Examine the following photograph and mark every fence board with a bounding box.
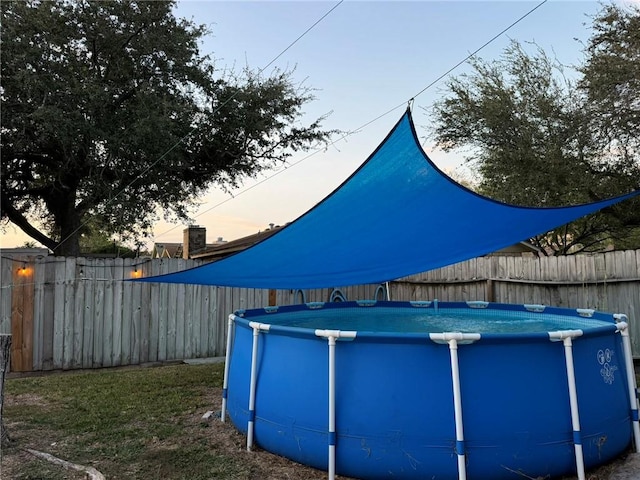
[94,259,107,367]
[61,258,76,370]
[140,280,151,365]
[32,257,46,370]
[184,284,195,361]
[11,258,35,372]
[103,260,115,367]
[130,271,142,366]
[147,260,158,362]
[175,278,186,360]
[164,259,178,361]
[40,260,55,370]
[197,285,206,358]
[166,281,178,361]
[73,260,85,369]
[52,258,66,369]
[82,259,95,369]
[209,287,219,357]
[0,258,14,335]
[111,258,124,367]
[9,266,25,372]
[120,265,133,366]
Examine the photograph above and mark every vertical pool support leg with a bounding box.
[221,314,235,423]
[315,329,357,480]
[430,332,480,480]
[549,330,585,480]
[614,316,640,452]
[328,335,337,480]
[247,321,270,451]
[449,338,466,480]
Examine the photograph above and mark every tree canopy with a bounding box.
[580,4,640,153]
[1,0,334,255]
[429,3,640,254]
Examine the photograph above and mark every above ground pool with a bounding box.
[221,300,640,480]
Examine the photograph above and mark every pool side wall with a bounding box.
[226,302,633,480]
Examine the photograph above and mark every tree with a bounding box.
[577,3,640,249]
[78,227,140,258]
[1,0,334,256]
[428,9,640,254]
[580,4,640,154]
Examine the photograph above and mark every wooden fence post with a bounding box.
[11,259,35,372]
[485,278,495,303]
[0,334,12,446]
[268,289,277,307]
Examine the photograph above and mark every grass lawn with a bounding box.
[0,363,336,480]
[0,362,635,479]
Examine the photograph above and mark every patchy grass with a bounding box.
[0,363,635,479]
[1,363,336,479]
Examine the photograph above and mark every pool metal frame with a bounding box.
[220,300,640,480]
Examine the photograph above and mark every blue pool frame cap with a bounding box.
[232,299,621,339]
[138,110,640,289]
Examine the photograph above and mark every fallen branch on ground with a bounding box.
[25,448,106,480]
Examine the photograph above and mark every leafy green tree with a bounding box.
[1,0,333,256]
[76,219,139,257]
[429,7,640,254]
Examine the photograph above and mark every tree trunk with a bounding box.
[0,191,58,252]
[0,334,12,447]
[52,193,82,257]
[55,225,82,256]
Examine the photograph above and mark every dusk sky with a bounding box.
[3,0,625,249]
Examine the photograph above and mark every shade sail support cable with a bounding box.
[152,0,550,244]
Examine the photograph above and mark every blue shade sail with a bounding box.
[140,110,639,289]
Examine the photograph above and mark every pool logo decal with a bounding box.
[597,349,617,385]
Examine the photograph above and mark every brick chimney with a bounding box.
[183,225,206,259]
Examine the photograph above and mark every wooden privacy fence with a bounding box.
[0,257,266,372]
[392,250,640,355]
[1,249,639,372]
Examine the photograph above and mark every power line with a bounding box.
[348,0,551,134]
[153,0,549,242]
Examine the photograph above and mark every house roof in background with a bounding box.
[191,226,283,262]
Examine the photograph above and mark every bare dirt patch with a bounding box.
[153,387,355,480]
[0,381,352,480]
[5,392,50,408]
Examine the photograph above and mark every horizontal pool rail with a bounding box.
[234,300,621,325]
